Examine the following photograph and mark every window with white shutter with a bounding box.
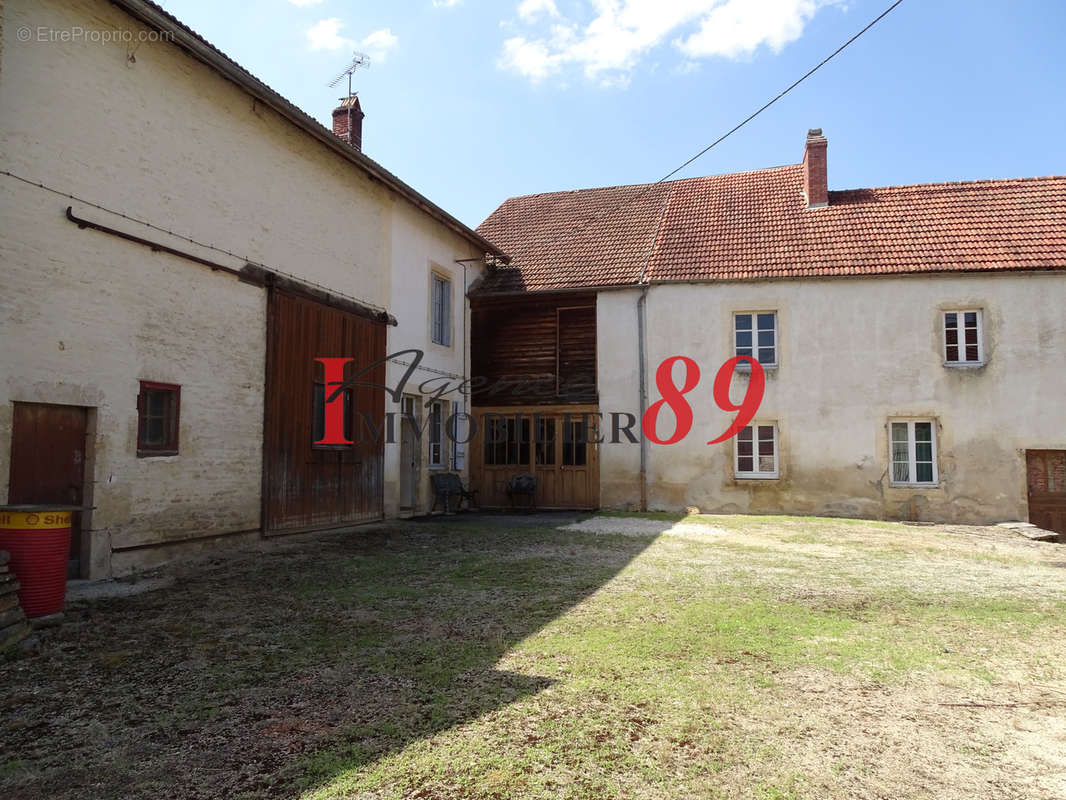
[431,274,451,347]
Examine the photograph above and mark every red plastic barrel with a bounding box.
[0,510,71,618]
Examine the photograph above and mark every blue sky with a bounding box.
[159,0,1066,228]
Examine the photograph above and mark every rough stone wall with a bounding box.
[0,174,266,577]
[0,0,403,576]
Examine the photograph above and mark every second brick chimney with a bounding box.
[332,95,365,152]
[802,128,828,209]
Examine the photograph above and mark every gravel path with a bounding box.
[559,516,730,538]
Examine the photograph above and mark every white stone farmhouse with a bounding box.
[470,130,1066,532]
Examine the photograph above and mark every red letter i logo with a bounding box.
[315,357,354,445]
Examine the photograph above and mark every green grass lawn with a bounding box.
[3,514,1066,799]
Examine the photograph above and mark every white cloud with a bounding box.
[361,28,399,62]
[306,18,354,51]
[305,21,399,61]
[288,0,324,7]
[433,0,461,7]
[501,36,563,81]
[499,0,843,84]
[678,0,831,58]
[517,0,561,22]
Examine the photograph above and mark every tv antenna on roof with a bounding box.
[328,52,371,98]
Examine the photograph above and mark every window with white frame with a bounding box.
[943,310,983,365]
[428,400,448,467]
[431,273,452,346]
[735,423,778,478]
[889,420,938,486]
[735,312,777,366]
[449,410,465,471]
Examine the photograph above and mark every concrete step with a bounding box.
[995,522,1061,542]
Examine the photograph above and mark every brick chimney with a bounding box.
[802,128,828,209]
[332,95,365,152]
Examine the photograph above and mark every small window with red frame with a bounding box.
[137,381,180,456]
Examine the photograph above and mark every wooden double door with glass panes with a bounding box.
[469,406,600,509]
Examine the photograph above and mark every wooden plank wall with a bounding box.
[471,294,597,406]
[263,290,386,533]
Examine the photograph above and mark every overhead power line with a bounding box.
[559,0,907,239]
[0,168,392,315]
[654,0,906,185]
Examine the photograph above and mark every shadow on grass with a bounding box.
[0,517,657,799]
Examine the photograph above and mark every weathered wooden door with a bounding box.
[8,403,88,575]
[1027,450,1066,538]
[399,395,421,510]
[262,291,386,533]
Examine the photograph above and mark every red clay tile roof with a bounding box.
[476,182,673,292]
[474,164,1066,294]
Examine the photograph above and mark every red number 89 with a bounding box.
[640,355,765,445]
[706,356,765,445]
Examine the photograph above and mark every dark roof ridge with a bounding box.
[501,168,1066,210]
[110,0,505,258]
[831,173,1066,196]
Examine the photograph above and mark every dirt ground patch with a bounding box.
[2,514,1064,799]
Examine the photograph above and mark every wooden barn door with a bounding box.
[1027,450,1066,538]
[262,291,386,533]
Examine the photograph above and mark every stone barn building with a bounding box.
[0,0,502,577]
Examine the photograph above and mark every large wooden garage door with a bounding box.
[1027,450,1066,538]
[263,291,386,533]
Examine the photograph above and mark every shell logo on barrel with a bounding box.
[0,511,72,530]
[0,508,74,618]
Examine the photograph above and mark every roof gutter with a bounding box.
[109,0,508,263]
[468,282,649,299]
[470,264,1066,298]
